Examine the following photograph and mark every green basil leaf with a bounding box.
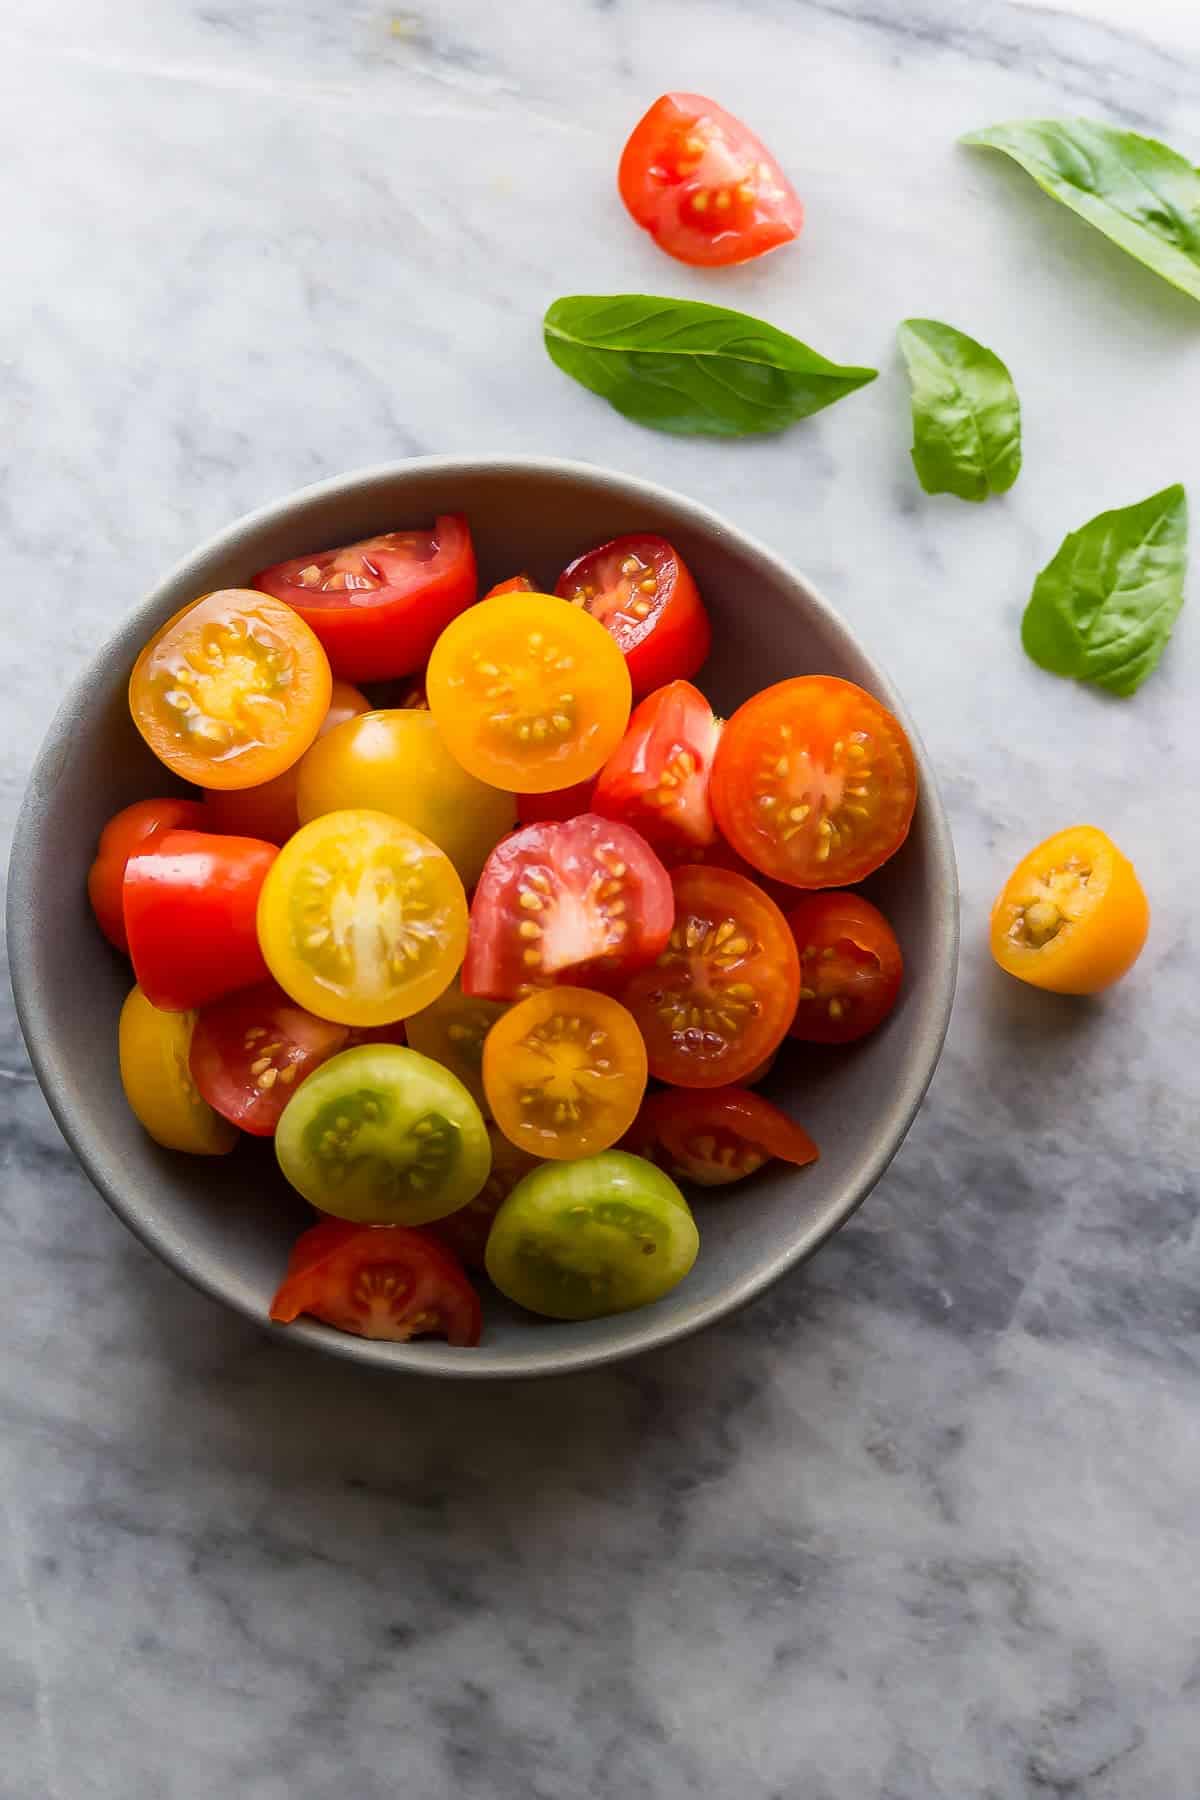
[543,295,877,437]
[1022,485,1188,696]
[963,118,1200,304]
[897,319,1021,502]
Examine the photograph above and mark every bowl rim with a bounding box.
[7,454,959,1378]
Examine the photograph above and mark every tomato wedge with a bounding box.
[555,534,710,696]
[618,93,803,268]
[990,826,1149,995]
[88,798,206,952]
[620,864,799,1087]
[592,680,721,853]
[712,677,917,889]
[483,986,647,1161]
[787,892,903,1044]
[254,516,477,684]
[463,815,673,1001]
[189,981,349,1135]
[269,1218,481,1346]
[626,1086,818,1186]
[123,830,277,1011]
[201,678,370,845]
[482,573,534,599]
[427,1122,540,1271]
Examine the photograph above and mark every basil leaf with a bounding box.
[1022,485,1188,696]
[963,119,1200,304]
[543,295,877,437]
[897,319,1021,502]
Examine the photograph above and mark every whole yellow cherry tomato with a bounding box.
[990,826,1149,994]
[118,985,238,1154]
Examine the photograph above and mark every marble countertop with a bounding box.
[2,2,1198,1795]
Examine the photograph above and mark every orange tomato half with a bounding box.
[990,826,1149,995]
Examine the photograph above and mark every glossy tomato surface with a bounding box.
[189,981,350,1135]
[254,516,477,683]
[712,676,917,889]
[88,797,206,952]
[787,891,904,1044]
[618,93,802,267]
[483,985,648,1161]
[118,985,238,1156]
[201,679,370,844]
[270,1218,481,1345]
[556,534,710,695]
[592,680,721,853]
[463,815,673,1000]
[626,1085,818,1186]
[990,826,1149,995]
[123,829,277,1011]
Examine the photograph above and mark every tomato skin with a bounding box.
[118,985,239,1155]
[711,676,918,889]
[189,982,350,1135]
[786,891,903,1044]
[201,679,370,845]
[482,574,534,599]
[483,986,648,1161]
[618,93,803,268]
[620,863,800,1087]
[123,829,277,1012]
[269,1219,481,1346]
[427,1122,540,1270]
[626,1086,818,1186]
[990,826,1149,995]
[88,798,207,952]
[463,815,674,1001]
[254,516,477,684]
[592,680,721,853]
[516,781,596,826]
[555,535,710,696]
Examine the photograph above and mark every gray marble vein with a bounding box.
[2,0,1199,1794]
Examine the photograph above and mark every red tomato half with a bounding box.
[482,574,534,599]
[123,830,277,1011]
[516,780,596,826]
[618,93,803,268]
[787,892,903,1044]
[87,797,206,953]
[270,1219,481,1346]
[556,534,710,696]
[462,815,673,1000]
[254,516,476,684]
[189,982,349,1135]
[626,1086,818,1186]
[593,680,721,854]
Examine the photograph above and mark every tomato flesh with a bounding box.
[627,1086,818,1186]
[483,986,647,1161]
[123,829,277,1011]
[88,798,206,952]
[990,826,1149,995]
[620,864,800,1087]
[556,534,710,696]
[482,574,534,599]
[254,516,477,684]
[787,892,904,1044]
[485,1151,699,1320]
[592,680,721,853]
[427,1122,540,1270]
[270,1218,481,1346]
[189,981,350,1135]
[618,93,803,268]
[712,676,917,888]
[118,985,238,1155]
[463,815,673,1001]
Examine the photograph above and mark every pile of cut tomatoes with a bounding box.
[90,517,916,1346]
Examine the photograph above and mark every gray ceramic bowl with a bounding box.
[8,456,957,1377]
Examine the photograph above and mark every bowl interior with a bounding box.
[9,458,957,1376]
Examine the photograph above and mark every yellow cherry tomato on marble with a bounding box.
[990,825,1149,995]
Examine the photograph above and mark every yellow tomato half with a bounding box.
[118,985,238,1154]
[990,825,1149,994]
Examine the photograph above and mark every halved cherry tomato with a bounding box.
[404,973,508,1111]
[254,516,477,684]
[555,534,710,696]
[256,810,467,1027]
[592,680,721,853]
[426,592,631,793]
[516,780,596,826]
[463,815,673,1001]
[201,679,370,845]
[482,573,534,599]
[296,709,515,889]
[88,797,206,952]
[618,93,803,268]
[990,826,1149,995]
[787,891,903,1044]
[118,985,238,1155]
[269,1218,481,1346]
[483,986,648,1160]
[189,981,349,1135]
[626,1086,818,1186]
[427,1122,540,1270]
[620,864,800,1087]
[123,830,277,1011]
[129,590,331,790]
[712,677,917,889]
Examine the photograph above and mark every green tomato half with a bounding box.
[275,1045,491,1225]
[484,1150,699,1321]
